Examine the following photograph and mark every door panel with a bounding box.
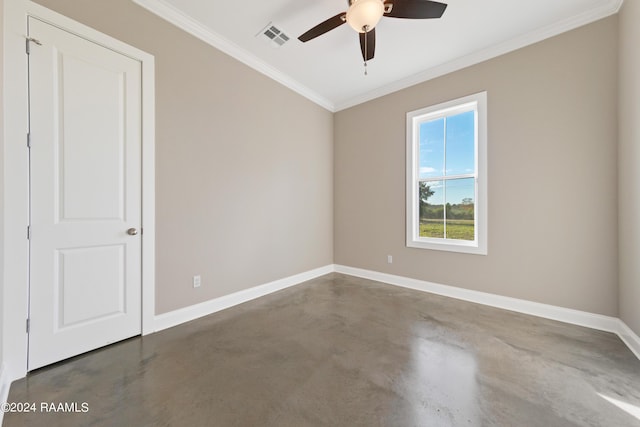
[59,54,126,221]
[57,245,126,328]
[28,17,142,370]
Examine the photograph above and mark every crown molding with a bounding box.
[334,0,623,111]
[132,0,621,113]
[131,0,336,112]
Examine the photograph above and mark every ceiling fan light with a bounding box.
[346,0,385,33]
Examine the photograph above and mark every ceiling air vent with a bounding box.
[257,23,290,48]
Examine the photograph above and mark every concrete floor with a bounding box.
[4,273,640,426]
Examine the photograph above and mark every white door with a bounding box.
[28,17,143,370]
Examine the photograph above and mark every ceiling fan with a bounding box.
[298,0,447,71]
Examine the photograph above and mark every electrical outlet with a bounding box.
[387,255,393,264]
[193,275,201,288]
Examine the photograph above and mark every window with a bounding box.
[406,92,487,254]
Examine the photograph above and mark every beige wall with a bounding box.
[335,17,619,316]
[33,0,334,314]
[11,1,629,323]
[618,1,640,335]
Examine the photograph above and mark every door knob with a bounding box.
[127,228,138,236]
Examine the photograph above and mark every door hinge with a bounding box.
[26,37,42,55]
[26,318,30,333]
[27,225,31,240]
[27,132,31,148]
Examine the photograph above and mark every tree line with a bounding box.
[419,182,474,220]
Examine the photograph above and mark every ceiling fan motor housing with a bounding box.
[346,0,385,33]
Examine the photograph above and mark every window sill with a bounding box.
[407,239,487,255]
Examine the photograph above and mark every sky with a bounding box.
[419,110,475,205]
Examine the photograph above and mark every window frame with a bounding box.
[406,91,488,255]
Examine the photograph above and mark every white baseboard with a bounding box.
[617,320,640,361]
[0,362,11,426]
[1,264,637,401]
[334,265,640,361]
[154,263,640,362]
[154,265,335,332]
[334,265,621,333]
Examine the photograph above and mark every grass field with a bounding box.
[419,219,474,241]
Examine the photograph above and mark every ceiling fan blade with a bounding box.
[298,13,347,42]
[384,0,447,19]
[359,28,376,61]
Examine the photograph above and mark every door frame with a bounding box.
[3,0,156,381]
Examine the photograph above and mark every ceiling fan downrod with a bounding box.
[363,24,369,75]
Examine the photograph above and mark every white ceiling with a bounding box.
[133,0,621,111]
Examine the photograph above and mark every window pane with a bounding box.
[445,178,475,241]
[419,180,444,238]
[445,111,475,176]
[419,118,444,179]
